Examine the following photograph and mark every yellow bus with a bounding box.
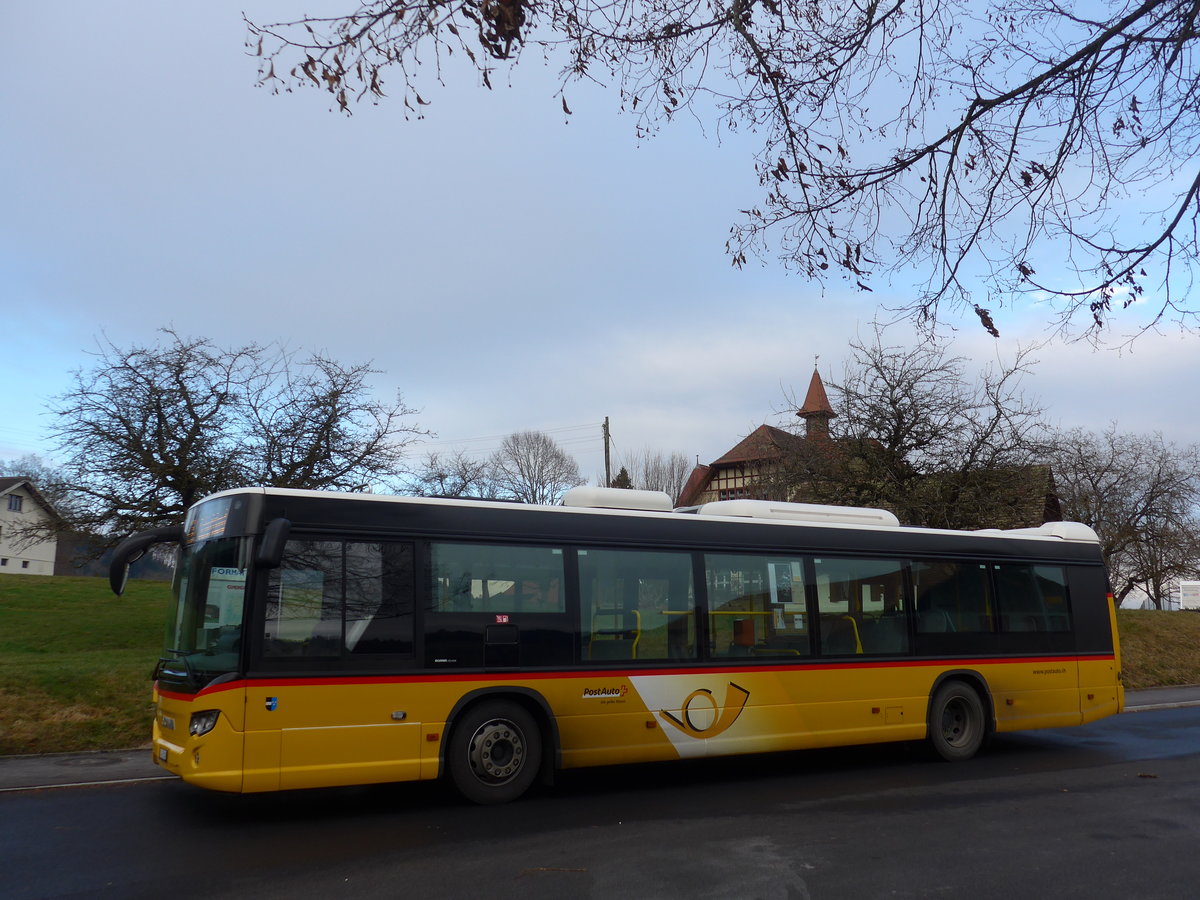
[110,486,1122,803]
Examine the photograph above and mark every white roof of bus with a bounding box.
[200,487,1101,545]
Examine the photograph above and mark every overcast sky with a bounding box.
[3,2,1199,487]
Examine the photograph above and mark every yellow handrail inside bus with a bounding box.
[589,609,641,660]
[842,615,863,653]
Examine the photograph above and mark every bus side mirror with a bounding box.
[256,518,291,569]
[109,526,184,596]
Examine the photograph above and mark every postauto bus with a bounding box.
[110,486,1122,803]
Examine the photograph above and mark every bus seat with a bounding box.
[588,609,641,660]
[751,645,802,657]
[589,639,635,660]
[918,609,955,632]
[864,615,907,653]
[821,615,863,655]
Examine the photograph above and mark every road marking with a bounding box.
[0,775,177,793]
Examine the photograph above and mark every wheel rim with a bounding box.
[465,717,526,785]
[940,697,977,748]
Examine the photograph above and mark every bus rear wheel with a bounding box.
[447,700,542,804]
[927,681,986,761]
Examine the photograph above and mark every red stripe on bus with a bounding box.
[155,653,1115,700]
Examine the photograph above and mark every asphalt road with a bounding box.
[4,699,1200,899]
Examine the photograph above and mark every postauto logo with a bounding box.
[581,685,629,699]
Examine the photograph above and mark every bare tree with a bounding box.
[48,329,426,539]
[616,448,693,502]
[410,449,501,498]
[491,430,584,504]
[241,351,421,492]
[1042,426,1200,606]
[246,1,1200,339]
[777,333,1051,528]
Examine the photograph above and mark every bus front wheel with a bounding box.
[447,700,542,804]
[927,681,986,761]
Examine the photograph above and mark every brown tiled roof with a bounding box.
[913,464,1061,529]
[675,464,711,507]
[711,425,808,466]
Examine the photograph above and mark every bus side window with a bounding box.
[994,564,1070,633]
[704,554,810,659]
[913,560,994,634]
[263,540,415,659]
[813,557,908,655]
[264,540,343,657]
[345,542,415,655]
[579,548,696,661]
[429,543,566,615]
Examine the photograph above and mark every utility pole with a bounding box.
[603,417,611,486]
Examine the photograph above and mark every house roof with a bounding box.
[710,425,808,466]
[915,464,1061,529]
[0,477,26,494]
[675,464,711,507]
[0,478,62,521]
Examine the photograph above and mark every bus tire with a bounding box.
[447,699,542,804]
[927,680,986,761]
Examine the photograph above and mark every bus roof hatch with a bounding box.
[695,499,901,527]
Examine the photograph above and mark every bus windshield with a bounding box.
[160,536,251,691]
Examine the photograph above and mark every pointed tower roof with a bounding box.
[796,369,836,419]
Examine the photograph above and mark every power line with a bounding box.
[419,422,597,444]
[415,422,603,454]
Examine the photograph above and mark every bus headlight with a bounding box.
[189,710,220,737]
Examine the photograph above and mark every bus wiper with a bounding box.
[161,649,199,687]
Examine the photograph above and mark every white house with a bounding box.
[1180,581,1200,611]
[0,478,60,576]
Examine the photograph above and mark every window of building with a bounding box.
[7,495,22,512]
[0,558,7,567]
[579,548,696,661]
[21,560,29,569]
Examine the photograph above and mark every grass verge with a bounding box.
[1115,609,1200,691]
[0,573,168,754]
[2,575,1198,754]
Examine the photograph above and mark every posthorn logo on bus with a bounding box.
[658,682,751,739]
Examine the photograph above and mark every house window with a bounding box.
[0,558,7,567]
[7,495,22,512]
[21,560,29,569]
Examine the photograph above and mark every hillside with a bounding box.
[1114,609,1200,691]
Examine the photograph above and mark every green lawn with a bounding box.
[0,573,169,754]
[1,573,1197,755]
